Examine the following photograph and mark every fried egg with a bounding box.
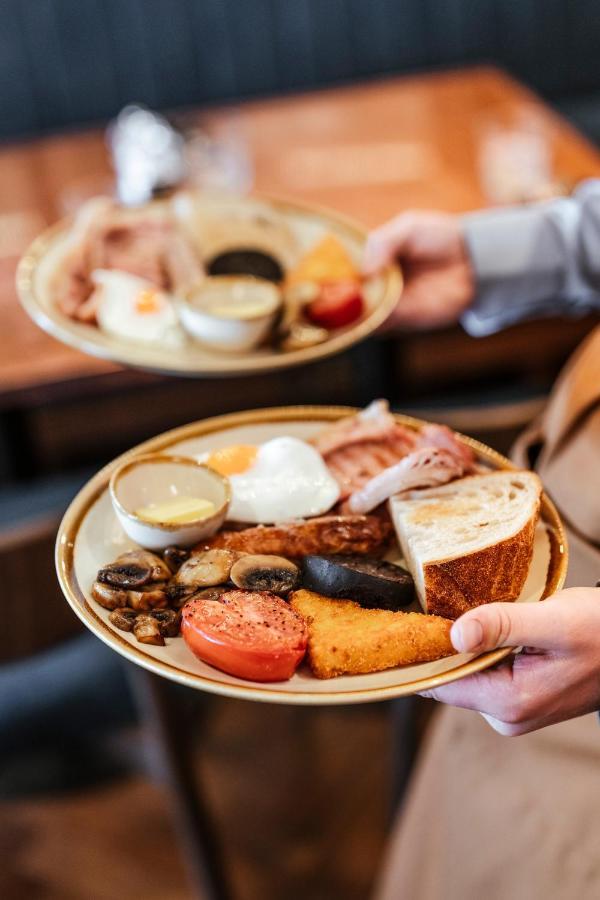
[203,436,340,523]
[92,270,182,346]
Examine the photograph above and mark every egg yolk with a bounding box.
[206,445,258,476]
[135,289,162,315]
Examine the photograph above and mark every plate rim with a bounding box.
[16,193,402,378]
[55,405,569,705]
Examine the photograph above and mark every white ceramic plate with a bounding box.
[17,194,401,377]
[56,407,568,705]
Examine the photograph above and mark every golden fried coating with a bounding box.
[289,589,453,679]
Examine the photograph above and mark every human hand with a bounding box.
[419,587,600,736]
[363,211,475,330]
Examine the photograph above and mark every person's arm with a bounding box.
[418,587,600,736]
[462,179,600,335]
[363,180,600,333]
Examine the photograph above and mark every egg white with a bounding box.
[225,436,340,523]
[92,269,183,346]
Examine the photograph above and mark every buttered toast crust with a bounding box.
[423,509,540,618]
[290,590,453,679]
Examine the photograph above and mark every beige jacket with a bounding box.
[512,326,600,586]
[375,330,600,900]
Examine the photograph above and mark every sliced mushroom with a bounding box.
[175,550,238,589]
[163,546,190,574]
[123,550,171,581]
[97,550,170,589]
[280,281,319,331]
[187,586,228,604]
[97,561,150,590]
[108,608,139,632]
[230,554,299,593]
[150,608,181,638]
[166,582,196,609]
[127,586,169,611]
[133,614,165,646]
[92,581,128,610]
[280,322,328,353]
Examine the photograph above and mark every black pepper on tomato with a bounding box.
[182,590,308,682]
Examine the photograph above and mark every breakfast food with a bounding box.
[311,399,403,456]
[306,280,364,329]
[279,321,329,353]
[203,514,393,558]
[46,195,371,355]
[313,400,475,501]
[179,276,282,352]
[202,436,340,523]
[343,446,468,514]
[182,590,308,682]
[285,234,364,331]
[93,550,173,631]
[207,251,284,282]
[132,610,181,646]
[109,454,231,550]
[135,496,216,524]
[89,401,547,687]
[290,590,453,678]
[300,556,414,611]
[229,554,299,593]
[389,470,542,619]
[173,193,298,279]
[96,549,171,590]
[287,234,359,286]
[48,198,202,323]
[91,270,182,346]
[174,549,239,592]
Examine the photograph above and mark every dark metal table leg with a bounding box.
[128,667,232,900]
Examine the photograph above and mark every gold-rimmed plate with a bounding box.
[56,406,568,705]
[16,194,401,377]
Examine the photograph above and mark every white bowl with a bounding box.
[109,453,230,550]
[178,276,282,352]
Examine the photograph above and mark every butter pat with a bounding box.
[136,496,216,525]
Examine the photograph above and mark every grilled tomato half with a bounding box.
[182,589,308,682]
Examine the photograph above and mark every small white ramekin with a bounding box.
[178,276,282,353]
[109,453,231,550]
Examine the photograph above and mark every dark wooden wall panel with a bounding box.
[2,0,600,140]
[271,0,316,91]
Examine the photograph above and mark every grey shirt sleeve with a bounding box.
[460,179,600,336]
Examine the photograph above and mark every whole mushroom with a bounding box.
[175,550,238,589]
[230,554,299,593]
[133,614,165,646]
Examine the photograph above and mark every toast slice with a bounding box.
[290,589,453,679]
[389,470,542,619]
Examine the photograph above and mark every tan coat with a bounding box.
[375,328,600,900]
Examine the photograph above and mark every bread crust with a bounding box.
[423,503,540,619]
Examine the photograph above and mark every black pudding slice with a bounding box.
[301,555,415,611]
[207,249,284,283]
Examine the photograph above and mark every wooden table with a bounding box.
[2,65,599,409]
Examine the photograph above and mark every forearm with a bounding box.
[461,180,600,336]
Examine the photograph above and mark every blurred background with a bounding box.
[1,2,599,898]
